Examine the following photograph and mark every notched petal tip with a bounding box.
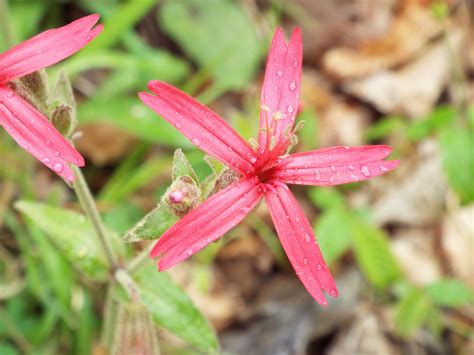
[147,80,164,93]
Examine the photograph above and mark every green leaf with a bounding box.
[425,279,474,307]
[394,287,432,337]
[173,149,199,184]
[133,261,218,351]
[15,201,111,280]
[77,0,156,54]
[313,208,353,266]
[53,50,189,88]
[440,126,474,203]
[352,219,401,288]
[365,116,406,141]
[78,97,190,147]
[160,0,261,92]
[122,203,178,242]
[407,105,456,141]
[308,187,345,210]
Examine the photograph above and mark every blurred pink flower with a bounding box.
[139,28,399,306]
[0,15,103,181]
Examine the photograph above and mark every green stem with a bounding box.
[0,0,15,47]
[126,242,154,274]
[72,166,119,270]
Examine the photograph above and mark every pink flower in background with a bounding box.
[0,15,103,181]
[139,28,399,306]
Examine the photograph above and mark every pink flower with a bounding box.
[0,15,103,181]
[139,28,399,306]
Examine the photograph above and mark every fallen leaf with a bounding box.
[374,140,448,226]
[441,205,474,288]
[343,30,464,119]
[323,0,441,79]
[391,228,442,286]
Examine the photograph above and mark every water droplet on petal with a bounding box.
[53,163,63,173]
[192,138,201,146]
[287,105,294,113]
[54,151,60,157]
[276,70,283,77]
[6,90,14,98]
[314,170,320,181]
[186,249,193,256]
[360,165,371,177]
[330,289,338,297]
[250,157,257,164]
[380,165,388,172]
[46,139,52,146]
[289,81,297,91]
[175,122,182,129]
[348,165,355,171]
[303,258,308,265]
[304,233,311,243]
[317,264,322,271]
[292,60,298,68]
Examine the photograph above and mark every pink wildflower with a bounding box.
[139,28,399,306]
[0,15,103,181]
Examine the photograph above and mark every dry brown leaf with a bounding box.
[391,228,442,286]
[76,122,137,166]
[292,0,396,62]
[441,205,474,288]
[322,0,442,79]
[343,30,464,119]
[318,99,370,147]
[326,312,398,355]
[373,141,448,226]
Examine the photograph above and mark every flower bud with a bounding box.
[165,176,201,218]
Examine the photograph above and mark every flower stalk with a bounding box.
[72,165,119,270]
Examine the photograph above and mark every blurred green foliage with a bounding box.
[0,0,473,353]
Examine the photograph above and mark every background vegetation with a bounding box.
[0,0,472,354]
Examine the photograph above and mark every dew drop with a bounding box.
[292,60,298,68]
[314,170,321,181]
[380,165,388,172]
[330,165,336,172]
[360,165,371,177]
[304,233,311,243]
[54,151,60,157]
[43,158,50,164]
[86,36,92,41]
[186,249,193,256]
[287,105,294,113]
[289,81,297,91]
[46,139,52,146]
[6,90,14,98]
[192,138,201,146]
[276,70,283,77]
[52,163,63,173]
[250,157,257,164]
[175,122,182,129]
[330,289,338,297]
[348,165,355,171]
[303,258,308,265]
[316,264,322,271]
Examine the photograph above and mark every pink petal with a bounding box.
[0,85,84,181]
[258,28,302,154]
[273,145,399,186]
[0,14,102,83]
[139,81,258,175]
[264,183,337,306]
[151,176,263,270]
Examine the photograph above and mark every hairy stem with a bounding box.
[72,166,119,270]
